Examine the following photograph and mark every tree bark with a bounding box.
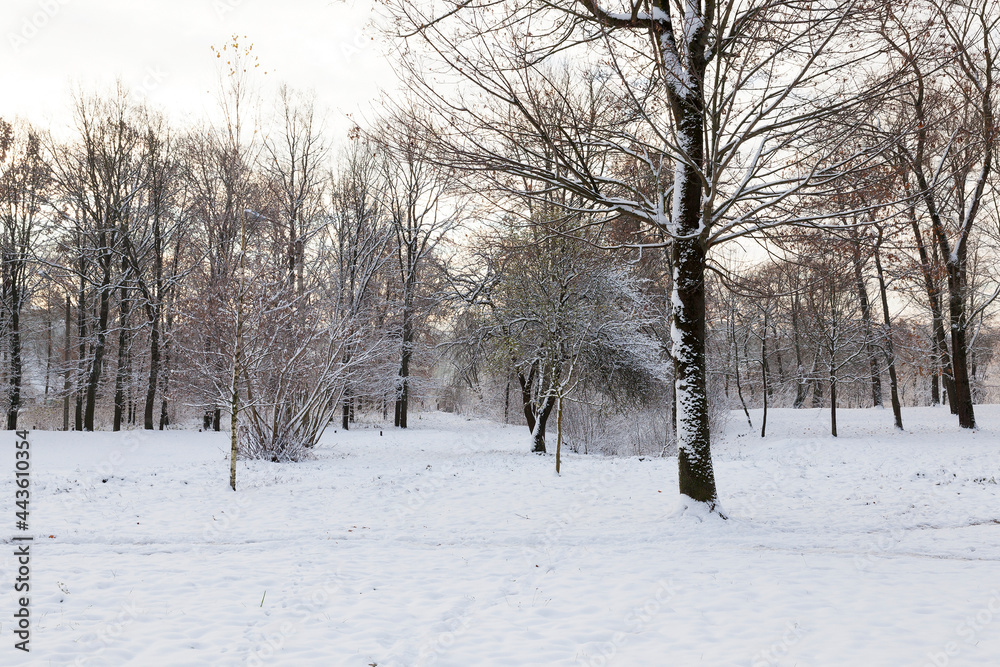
[113,274,130,431]
[791,293,807,408]
[5,298,22,430]
[909,208,956,411]
[850,230,882,407]
[84,241,113,431]
[394,302,413,428]
[874,235,903,429]
[672,233,717,504]
[760,324,768,438]
[64,296,71,431]
[531,393,555,454]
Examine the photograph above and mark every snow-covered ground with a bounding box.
[3,406,999,666]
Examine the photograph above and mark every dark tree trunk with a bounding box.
[113,278,130,431]
[518,365,537,434]
[504,376,510,424]
[760,325,768,438]
[732,319,752,429]
[874,237,903,429]
[672,232,716,504]
[64,296,71,431]
[45,303,53,398]
[947,286,976,428]
[791,294,807,408]
[342,392,351,431]
[84,247,113,432]
[850,231,882,407]
[911,215,956,411]
[532,394,555,454]
[830,371,838,437]
[75,236,87,431]
[517,364,551,453]
[394,305,413,429]
[144,313,160,430]
[6,305,22,430]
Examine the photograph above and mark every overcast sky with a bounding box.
[2,0,394,135]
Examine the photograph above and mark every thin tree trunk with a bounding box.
[518,365,536,434]
[731,318,753,429]
[44,300,53,399]
[85,248,113,432]
[6,301,22,430]
[113,277,130,431]
[791,293,807,408]
[874,236,903,430]
[555,394,563,474]
[915,220,957,411]
[64,295,71,431]
[947,286,976,428]
[144,312,160,430]
[760,324,768,438]
[830,370,838,437]
[75,266,86,432]
[850,231,882,407]
[395,302,412,429]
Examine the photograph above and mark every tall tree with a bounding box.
[376,118,462,428]
[0,119,48,430]
[881,0,998,428]
[388,0,891,511]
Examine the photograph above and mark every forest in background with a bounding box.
[1,2,998,494]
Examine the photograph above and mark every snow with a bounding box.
[3,406,1000,665]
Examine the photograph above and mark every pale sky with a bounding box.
[2,0,395,136]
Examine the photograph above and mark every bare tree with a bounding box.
[327,138,394,430]
[386,0,892,511]
[0,119,48,429]
[881,0,999,428]
[375,117,463,428]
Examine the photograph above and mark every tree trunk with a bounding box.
[760,325,768,438]
[532,393,555,454]
[44,301,53,399]
[947,282,976,428]
[672,233,717,504]
[342,392,351,431]
[6,302,22,430]
[395,304,412,429]
[851,231,882,407]
[555,394,563,474]
[75,269,86,431]
[874,238,903,430]
[144,311,160,430]
[811,350,824,408]
[64,295,71,431]
[791,294,807,408]
[912,215,956,411]
[731,317,752,429]
[518,365,536,434]
[829,370,838,437]
[85,250,112,431]
[113,278,130,431]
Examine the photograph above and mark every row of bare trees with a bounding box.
[0,42,465,475]
[381,0,999,511]
[1,2,998,507]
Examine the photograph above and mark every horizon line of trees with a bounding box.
[1,0,999,502]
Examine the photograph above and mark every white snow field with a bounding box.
[2,406,1000,666]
